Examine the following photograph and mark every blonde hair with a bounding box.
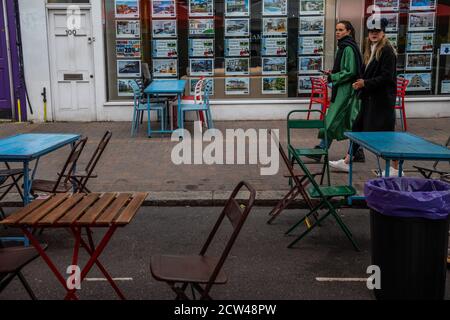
[363,34,397,65]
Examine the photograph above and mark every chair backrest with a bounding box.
[142,62,152,86]
[396,77,409,97]
[53,137,88,193]
[193,76,206,103]
[199,181,256,297]
[310,77,328,97]
[129,80,143,107]
[287,109,327,149]
[269,130,314,209]
[395,77,409,108]
[78,131,112,192]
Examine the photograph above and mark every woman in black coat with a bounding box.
[329,18,398,174]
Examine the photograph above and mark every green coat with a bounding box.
[319,46,361,142]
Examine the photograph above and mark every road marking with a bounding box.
[85,277,133,282]
[316,277,368,282]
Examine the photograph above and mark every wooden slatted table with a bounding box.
[0,192,147,300]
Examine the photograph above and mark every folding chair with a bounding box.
[413,135,450,180]
[287,109,330,186]
[0,163,24,219]
[285,145,359,251]
[0,244,46,300]
[31,138,88,195]
[65,131,112,193]
[150,181,256,300]
[267,130,316,224]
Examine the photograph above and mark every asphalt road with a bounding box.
[1,206,449,300]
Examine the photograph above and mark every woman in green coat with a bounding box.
[315,21,364,161]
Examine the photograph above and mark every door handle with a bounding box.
[90,75,94,79]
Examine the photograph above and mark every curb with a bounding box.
[0,191,369,209]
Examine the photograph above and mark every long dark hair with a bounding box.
[337,20,356,39]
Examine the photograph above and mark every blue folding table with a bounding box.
[144,79,187,136]
[345,132,450,204]
[0,133,80,244]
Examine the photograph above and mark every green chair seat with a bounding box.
[293,148,328,157]
[308,185,356,198]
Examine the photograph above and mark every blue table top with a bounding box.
[344,132,450,160]
[0,133,80,161]
[144,80,187,94]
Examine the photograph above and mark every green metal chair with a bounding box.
[285,144,360,251]
[287,110,330,186]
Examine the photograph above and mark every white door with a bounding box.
[48,9,96,121]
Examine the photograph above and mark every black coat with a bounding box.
[353,45,397,132]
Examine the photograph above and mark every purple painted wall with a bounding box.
[0,0,26,121]
[6,0,26,121]
[0,2,12,118]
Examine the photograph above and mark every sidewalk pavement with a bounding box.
[0,118,448,206]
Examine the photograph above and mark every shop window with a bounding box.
[364,0,450,95]
[104,0,339,101]
[47,1,91,3]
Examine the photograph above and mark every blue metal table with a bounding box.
[144,79,187,136]
[345,132,450,204]
[0,133,81,204]
[0,133,80,244]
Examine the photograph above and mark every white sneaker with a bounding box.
[379,167,406,177]
[329,159,349,173]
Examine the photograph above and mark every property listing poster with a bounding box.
[261,38,287,56]
[116,20,140,38]
[225,38,250,57]
[189,0,214,17]
[298,36,324,55]
[117,79,135,96]
[225,0,250,17]
[225,78,250,95]
[153,59,178,77]
[298,76,313,93]
[374,0,400,12]
[190,58,215,76]
[262,57,287,75]
[225,58,250,75]
[262,0,287,16]
[115,0,140,18]
[151,0,176,18]
[299,0,325,15]
[299,16,324,35]
[400,73,432,91]
[116,40,141,58]
[190,78,214,95]
[298,56,323,74]
[225,19,250,37]
[263,17,288,36]
[262,77,287,94]
[407,32,434,51]
[189,39,215,57]
[152,39,178,58]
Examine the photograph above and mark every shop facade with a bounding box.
[19,0,450,122]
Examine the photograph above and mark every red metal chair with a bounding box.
[394,77,409,131]
[307,77,329,120]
